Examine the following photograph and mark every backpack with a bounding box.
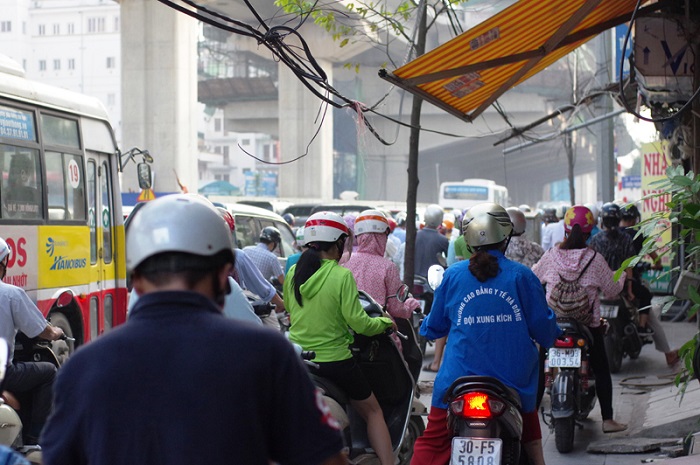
[547,251,596,325]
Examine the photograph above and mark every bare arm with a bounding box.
[38,324,64,341]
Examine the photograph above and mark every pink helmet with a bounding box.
[563,205,596,233]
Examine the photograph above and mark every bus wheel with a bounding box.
[48,312,74,365]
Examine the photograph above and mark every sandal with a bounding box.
[665,350,680,367]
[422,363,439,373]
[602,420,628,433]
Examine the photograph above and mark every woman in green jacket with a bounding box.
[284,211,395,465]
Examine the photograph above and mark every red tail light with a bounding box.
[56,290,73,308]
[554,336,574,348]
[450,392,505,419]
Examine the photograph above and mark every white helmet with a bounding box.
[463,203,513,237]
[126,194,234,272]
[0,238,10,263]
[506,207,527,235]
[423,204,444,229]
[354,209,390,236]
[304,211,349,243]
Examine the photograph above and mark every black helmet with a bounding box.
[282,213,295,227]
[542,208,558,223]
[621,204,641,221]
[260,226,282,244]
[600,202,621,219]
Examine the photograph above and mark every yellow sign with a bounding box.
[640,142,673,292]
[137,188,155,202]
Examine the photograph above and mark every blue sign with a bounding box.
[621,175,641,189]
[0,106,36,142]
[444,185,488,200]
[614,25,631,80]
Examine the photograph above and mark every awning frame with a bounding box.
[379,0,671,123]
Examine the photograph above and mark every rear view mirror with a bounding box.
[427,265,444,291]
[396,284,409,302]
[137,162,152,190]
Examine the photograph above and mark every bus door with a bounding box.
[86,152,117,340]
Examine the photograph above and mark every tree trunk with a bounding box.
[403,1,427,287]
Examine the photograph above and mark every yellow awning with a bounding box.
[379,0,663,122]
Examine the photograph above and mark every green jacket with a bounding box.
[284,259,392,362]
[454,235,472,261]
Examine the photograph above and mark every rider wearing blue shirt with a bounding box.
[412,210,559,465]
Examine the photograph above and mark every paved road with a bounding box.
[417,319,699,465]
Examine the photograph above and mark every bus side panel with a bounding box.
[0,226,39,294]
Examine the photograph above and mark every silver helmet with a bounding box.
[506,207,527,236]
[423,204,444,229]
[462,202,513,237]
[464,212,511,249]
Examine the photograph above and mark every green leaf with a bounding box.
[679,217,700,229]
[672,175,695,187]
[688,285,700,305]
[339,38,349,47]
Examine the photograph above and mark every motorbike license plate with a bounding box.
[600,304,618,318]
[450,437,502,465]
[548,348,581,368]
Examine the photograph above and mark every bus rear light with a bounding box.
[56,290,73,308]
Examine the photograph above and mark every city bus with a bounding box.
[438,178,509,212]
[0,55,133,361]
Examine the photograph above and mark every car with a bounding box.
[281,203,322,228]
[223,203,296,269]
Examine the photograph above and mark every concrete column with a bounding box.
[277,60,333,200]
[119,0,198,194]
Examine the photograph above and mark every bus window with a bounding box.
[45,151,86,221]
[87,160,97,264]
[1,146,43,219]
[41,114,80,148]
[100,160,113,263]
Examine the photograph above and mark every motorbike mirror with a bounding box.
[396,284,409,303]
[0,339,7,382]
[427,265,444,291]
[137,162,152,190]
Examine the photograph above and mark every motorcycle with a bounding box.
[541,317,597,453]
[599,296,648,373]
[412,275,433,355]
[304,289,427,465]
[426,265,528,465]
[0,331,70,464]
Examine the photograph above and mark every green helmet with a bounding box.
[464,212,511,249]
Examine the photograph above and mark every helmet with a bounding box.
[621,204,641,221]
[464,213,510,248]
[395,211,407,227]
[559,205,571,219]
[126,194,234,272]
[295,226,305,244]
[217,207,235,234]
[462,203,513,237]
[583,202,599,220]
[0,238,10,263]
[542,208,558,222]
[260,226,282,244]
[600,202,621,219]
[506,207,527,235]
[518,204,532,213]
[563,205,596,233]
[443,219,454,231]
[304,211,349,243]
[282,213,295,227]
[423,204,444,229]
[354,209,390,236]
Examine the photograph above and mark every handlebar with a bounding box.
[59,334,75,342]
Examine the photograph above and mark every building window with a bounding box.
[53,24,60,35]
[88,17,105,33]
[214,118,222,132]
[67,23,74,35]
[223,146,230,165]
[68,58,75,70]
[38,24,45,35]
[39,60,46,71]
[53,59,60,70]
[106,57,115,69]
[0,21,11,33]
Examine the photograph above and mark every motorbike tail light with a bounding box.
[577,338,586,347]
[554,336,574,348]
[56,290,74,308]
[544,373,553,388]
[451,392,504,419]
